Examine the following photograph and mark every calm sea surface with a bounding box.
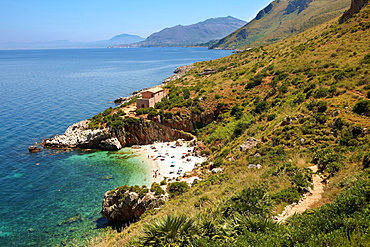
[0,47,231,246]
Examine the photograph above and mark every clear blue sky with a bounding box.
[0,0,272,43]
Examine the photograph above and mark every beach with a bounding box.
[133,140,206,185]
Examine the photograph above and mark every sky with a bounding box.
[0,0,272,43]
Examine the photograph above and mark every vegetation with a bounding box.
[88,3,370,247]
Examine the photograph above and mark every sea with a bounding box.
[0,47,231,246]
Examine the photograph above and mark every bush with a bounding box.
[353,100,370,116]
[361,54,370,64]
[311,148,344,176]
[271,187,302,204]
[231,105,243,119]
[167,182,189,197]
[222,187,273,217]
[151,182,165,195]
[267,114,277,121]
[254,101,269,114]
[307,100,328,112]
[363,152,370,169]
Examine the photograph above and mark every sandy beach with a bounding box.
[133,140,206,185]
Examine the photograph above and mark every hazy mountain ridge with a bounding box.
[112,16,247,48]
[210,0,351,49]
[0,34,144,50]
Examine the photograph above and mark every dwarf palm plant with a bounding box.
[140,215,198,247]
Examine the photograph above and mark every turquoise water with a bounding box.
[0,48,230,246]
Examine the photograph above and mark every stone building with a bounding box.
[136,87,165,109]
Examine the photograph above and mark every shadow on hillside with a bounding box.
[94,217,138,232]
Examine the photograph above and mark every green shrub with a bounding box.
[167,182,189,198]
[222,187,273,217]
[267,114,277,121]
[231,105,243,119]
[363,152,370,169]
[361,54,370,64]
[151,182,165,195]
[353,100,370,116]
[254,101,269,114]
[102,107,113,116]
[271,187,302,204]
[293,93,306,104]
[313,87,329,98]
[311,148,344,176]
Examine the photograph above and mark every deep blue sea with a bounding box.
[0,47,231,246]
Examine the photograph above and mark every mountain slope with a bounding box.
[89,1,370,246]
[211,0,351,49]
[113,16,247,47]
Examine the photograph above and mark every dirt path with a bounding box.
[275,165,325,222]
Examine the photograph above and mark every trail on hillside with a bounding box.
[275,165,325,222]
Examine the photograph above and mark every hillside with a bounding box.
[112,16,247,48]
[210,0,351,49]
[87,1,370,246]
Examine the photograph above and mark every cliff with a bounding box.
[339,0,369,23]
[42,118,194,150]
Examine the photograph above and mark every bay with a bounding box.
[0,47,230,246]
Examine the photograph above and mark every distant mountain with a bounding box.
[210,0,351,49]
[112,16,247,48]
[0,34,144,50]
[108,34,145,43]
[86,34,145,47]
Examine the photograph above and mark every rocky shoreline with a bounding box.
[33,63,215,224]
[37,65,196,152]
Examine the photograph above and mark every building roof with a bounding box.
[143,87,163,94]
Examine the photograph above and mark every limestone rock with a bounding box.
[212,168,223,174]
[198,68,218,76]
[101,189,168,222]
[240,137,261,151]
[163,65,195,83]
[247,164,262,169]
[42,120,114,149]
[175,139,184,147]
[28,145,42,153]
[100,137,122,150]
[281,116,292,126]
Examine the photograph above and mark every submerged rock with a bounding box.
[57,214,83,226]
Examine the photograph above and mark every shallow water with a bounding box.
[0,47,230,246]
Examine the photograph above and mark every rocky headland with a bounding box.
[41,65,199,151]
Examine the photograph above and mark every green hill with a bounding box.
[210,0,351,49]
[88,1,370,246]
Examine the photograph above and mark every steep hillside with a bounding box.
[210,0,351,49]
[88,2,370,246]
[112,16,247,47]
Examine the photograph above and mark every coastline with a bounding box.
[132,140,206,185]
